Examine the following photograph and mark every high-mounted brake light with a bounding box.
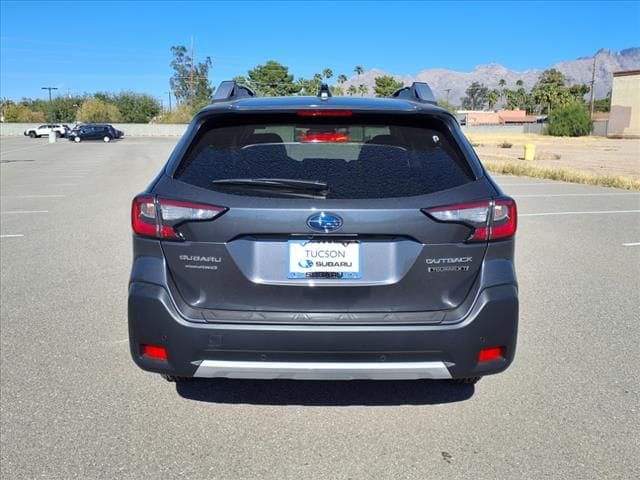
[422,198,517,242]
[296,109,353,117]
[299,132,350,143]
[132,196,227,240]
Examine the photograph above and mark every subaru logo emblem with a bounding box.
[307,212,343,232]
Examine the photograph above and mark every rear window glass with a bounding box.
[175,116,473,199]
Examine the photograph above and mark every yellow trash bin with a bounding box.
[524,144,536,161]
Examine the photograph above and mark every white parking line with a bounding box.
[0,234,24,238]
[1,194,66,198]
[520,210,640,217]
[0,210,49,215]
[622,242,640,247]
[514,193,640,198]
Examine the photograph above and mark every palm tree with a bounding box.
[337,74,347,84]
[354,65,364,76]
[487,89,500,111]
[322,68,333,82]
[347,85,357,96]
[498,78,507,101]
[358,84,369,97]
[515,79,524,87]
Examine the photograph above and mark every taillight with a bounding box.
[141,344,168,360]
[478,346,504,362]
[131,195,226,240]
[422,198,517,242]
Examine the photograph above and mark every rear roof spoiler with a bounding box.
[390,82,437,105]
[212,81,256,103]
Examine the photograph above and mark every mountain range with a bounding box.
[340,48,640,104]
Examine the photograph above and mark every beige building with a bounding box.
[608,70,640,138]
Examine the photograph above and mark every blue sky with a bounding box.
[1,0,639,102]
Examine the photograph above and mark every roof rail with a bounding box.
[390,82,437,105]
[212,80,256,102]
[317,83,332,100]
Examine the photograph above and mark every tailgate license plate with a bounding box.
[288,240,361,279]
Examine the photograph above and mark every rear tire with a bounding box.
[449,377,481,385]
[103,136,111,143]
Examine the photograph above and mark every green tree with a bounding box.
[461,82,489,110]
[354,65,364,76]
[111,92,161,123]
[77,98,122,123]
[547,102,592,136]
[358,84,369,96]
[569,84,590,103]
[322,68,333,82]
[246,61,301,96]
[17,96,83,123]
[498,78,507,101]
[373,76,403,97]
[1,98,15,120]
[347,85,357,96]
[515,79,524,87]
[331,86,344,96]
[437,100,457,114]
[531,68,571,114]
[337,74,347,84]
[156,103,195,124]
[487,89,500,110]
[593,90,611,112]
[169,45,213,107]
[4,104,45,122]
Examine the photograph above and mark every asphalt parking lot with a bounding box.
[1,136,639,479]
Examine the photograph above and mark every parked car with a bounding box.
[67,124,120,143]
[129,81,519,385]
[23,124,69,138]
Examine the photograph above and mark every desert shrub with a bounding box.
[154,103,195,124]
[498,141,513,148]
[547,102,592,137]
[77,98,122,123]
[4,104,46,122]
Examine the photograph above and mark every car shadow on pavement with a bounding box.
[176,378,474,406]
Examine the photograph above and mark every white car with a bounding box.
[23,124,69,138]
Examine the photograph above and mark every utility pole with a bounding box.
[444,88,451,104]
[165,91,172,112]
[589,56,597,120]
[41,86,58,102]
[41,86,58,121]
[189,36,195,106]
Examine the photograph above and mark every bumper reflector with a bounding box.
[478,347,503,362]
[142,344,168,360]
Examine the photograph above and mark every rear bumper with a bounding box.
[128,282,518,380]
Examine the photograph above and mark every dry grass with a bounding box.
[483,160,640,191]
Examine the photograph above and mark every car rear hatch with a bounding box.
[135,110,510,323]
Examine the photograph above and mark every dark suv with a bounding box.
[129,81,518,384]
[68,124,122,143]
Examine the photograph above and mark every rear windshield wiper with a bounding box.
[211,178,329,198]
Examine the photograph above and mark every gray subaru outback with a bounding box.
[128,81,518,384]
